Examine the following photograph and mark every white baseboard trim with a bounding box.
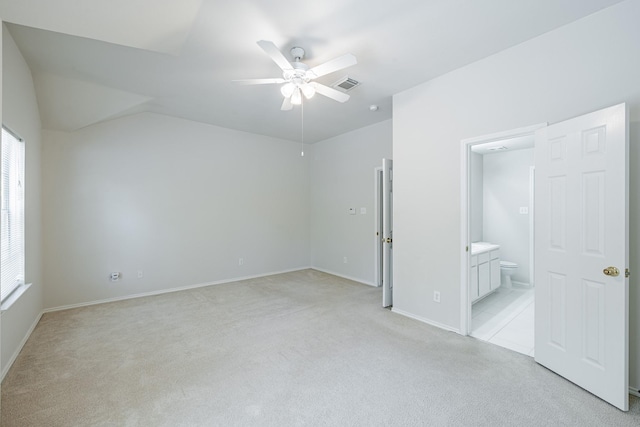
[309,267,377,287]
[630,387,640,398]
[1,311,43,382]
[391,308,461,334]
[511,280,531,288]
[43,267,313,314]
[511,280,532,289]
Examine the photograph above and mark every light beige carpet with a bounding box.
[1,269,639,426]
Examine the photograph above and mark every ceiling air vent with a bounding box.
[332,76,360,92]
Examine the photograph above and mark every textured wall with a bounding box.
[309,120,392,285]
[42,113,310,309]
[1,25,43,378]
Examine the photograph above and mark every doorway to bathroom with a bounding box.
[461,124,544,356]
[460,104,630,411]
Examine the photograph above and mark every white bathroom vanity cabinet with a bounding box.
[470,243,501,303]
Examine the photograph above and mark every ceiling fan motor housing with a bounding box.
[290,46,305,61]
[284,66,311,85]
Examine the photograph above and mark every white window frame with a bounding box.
[1,126,25,303]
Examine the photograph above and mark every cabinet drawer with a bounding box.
[478,252,490,264]
[490,249,500,260]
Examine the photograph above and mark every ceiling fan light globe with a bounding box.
[280,83,295,98]
[301,84,316,99]
[291,88,302,105]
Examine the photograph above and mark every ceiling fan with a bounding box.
[234,40,357,111]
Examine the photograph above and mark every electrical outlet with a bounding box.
[238,258,244,266]
[137,270,144,279]
[110,272,121,282]
[433,291,441,303]
[343,257,348,264]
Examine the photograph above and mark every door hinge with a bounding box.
[625,268,630,278]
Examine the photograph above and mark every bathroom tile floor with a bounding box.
[471,286,535,357]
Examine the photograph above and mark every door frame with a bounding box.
[459,123,546,336]
[529,165,536,287]
[382,158,393,307]
[374,166,383,287]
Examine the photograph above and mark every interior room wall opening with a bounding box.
[464,126,540,356]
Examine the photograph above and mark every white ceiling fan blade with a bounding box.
[281,97,293,111]
[308,54,357,79]
[311,82,350,103]
[233,78,286,85]
[257,40,293,71]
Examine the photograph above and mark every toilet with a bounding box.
[500,261,518,288]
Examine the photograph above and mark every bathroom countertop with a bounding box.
[471,242,500,255]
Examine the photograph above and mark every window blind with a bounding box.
[1,127,25,302]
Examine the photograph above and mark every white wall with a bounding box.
[483,148,534,284]
[393,0,640,388]
[1,25,43,378]
[309,120,392,285]
[42,113,310,309]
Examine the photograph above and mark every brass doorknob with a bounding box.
[603,266,620,277]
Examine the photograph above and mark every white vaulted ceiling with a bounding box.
[0,0,203,54]
[0,0,625,142]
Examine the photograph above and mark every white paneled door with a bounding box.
[534,103,628,411]
[382,158,393,308]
